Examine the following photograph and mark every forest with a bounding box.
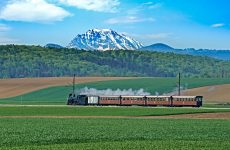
[0,45,229,78]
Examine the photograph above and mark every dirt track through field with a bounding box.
[0,77,135,98]
[182,84,230,103]
[0,112,229,119]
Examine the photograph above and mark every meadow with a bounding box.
[0,106,230,116]
[0,118,229,150]
[1,78,230,149]
[0,106,230,149]
[1,77,230,105]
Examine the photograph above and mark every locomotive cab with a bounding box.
[67,93,77,105]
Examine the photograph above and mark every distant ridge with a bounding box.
[140,43,174,52]
[45,43,63,49]
[140,43,230,60]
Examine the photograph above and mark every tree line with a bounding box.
[0,45,229,78]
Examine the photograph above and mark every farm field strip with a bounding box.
[182,84,230,102]
[1,104,230,109]
[0,112,230,119]
[1,78,230,104]
[0,118,229,149]
[0,77,135,98]
[0,106,230,117]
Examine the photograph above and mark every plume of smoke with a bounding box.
[76,87,150,96]
[155,92,159,96]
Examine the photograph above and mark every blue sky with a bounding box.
[0,0,230,49]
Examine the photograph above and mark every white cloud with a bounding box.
[211,23,225,28]
[58,0,120,13]
[0,0,71,23]
[0,24,11,31]
[127,2,161,15]
[106,16,155,24]
[142,2,162,9]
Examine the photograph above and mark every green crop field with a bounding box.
[1,77,230,105]
[0,106,230,116]
[0,118,229,150]
[0,106,230,149]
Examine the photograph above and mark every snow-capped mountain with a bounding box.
[67,29,143,50]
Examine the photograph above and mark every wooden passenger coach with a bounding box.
[121,96,146,105]
[99,96,120,105]
[146,96,171,106]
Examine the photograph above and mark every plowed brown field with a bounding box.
[182,84,230,103]
[0,77,134,98]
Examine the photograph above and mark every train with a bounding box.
[67,94,203,107]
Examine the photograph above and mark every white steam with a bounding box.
[76,87,150,96]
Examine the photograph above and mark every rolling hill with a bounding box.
[0,77,134,98]
[1,78,230,104]
[0,45,230,78]
[140,43,230,60]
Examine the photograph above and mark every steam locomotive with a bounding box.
[67,94,203,107]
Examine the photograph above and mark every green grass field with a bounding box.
[0,106,229,149]
[1,78,230,105]
[0,106,230,116]
[0,118,229,150]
